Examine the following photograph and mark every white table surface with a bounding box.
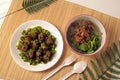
[66,0,120,19]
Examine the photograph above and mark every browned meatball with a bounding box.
[23,35,31,44]
[38,33,44,41]
[32,40,39,49]
[36,50,42,57]
[18,43,28,52]
[45,50,51,57]
[26,49,34,59]
[31,33,37,39]
[36,56,41,62]
[46,37,53,45]
[43,55,49,63]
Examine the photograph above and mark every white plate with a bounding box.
[10,20,63,71]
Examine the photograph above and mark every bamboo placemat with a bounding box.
[0,0,120,80]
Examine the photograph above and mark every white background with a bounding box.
[66,0,120,19]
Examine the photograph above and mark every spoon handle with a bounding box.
[41,64,64,80]
[59,71,74,80]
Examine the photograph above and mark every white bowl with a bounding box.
[65,15,106,56]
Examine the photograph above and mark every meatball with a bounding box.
[32,40,39,49]
[23,35,31,44]
[31,33,37,39]
[38,33,44,41]
[18,43,28,52]
[46,37,53,45]
[26,49,34,59]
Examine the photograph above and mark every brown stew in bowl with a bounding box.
[67,19,101,54]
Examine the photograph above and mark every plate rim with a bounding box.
[10,20,63,71]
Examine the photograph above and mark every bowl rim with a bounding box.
[65,14,106,56]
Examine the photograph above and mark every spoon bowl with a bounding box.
[60,61,87,80]
[73,61,87,73]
